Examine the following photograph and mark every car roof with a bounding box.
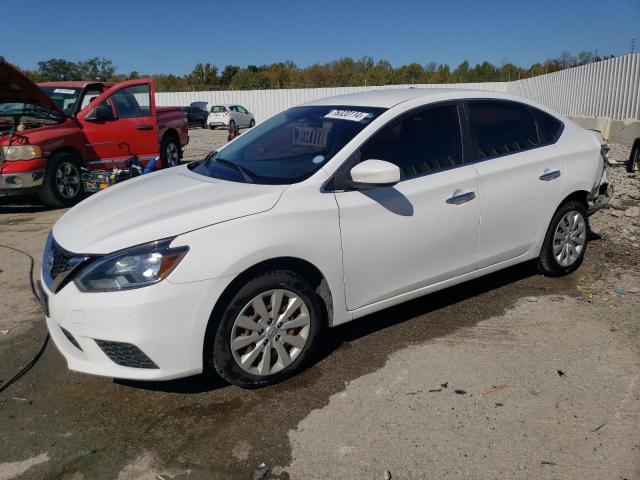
[302,87,520,109]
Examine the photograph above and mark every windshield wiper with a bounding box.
[215,157,257,184]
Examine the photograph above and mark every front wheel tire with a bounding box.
[536,200,589,276]
[207,270,322,388]
[37,152,84,208]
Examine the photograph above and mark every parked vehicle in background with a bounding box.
[181,104,208,129]
[0,58,188,207]
[208,104,255,130]
[43,88,610,388]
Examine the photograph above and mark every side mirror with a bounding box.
[88,105,114,121]
[348,159,401,188]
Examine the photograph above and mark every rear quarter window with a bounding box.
[531,108,564,144]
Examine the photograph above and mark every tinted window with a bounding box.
[189,105,385,184]
[532,108,563,143]
[110,84,151,118]
[356,104,462,180]
[467,100,538,159]
[211,105,226,113]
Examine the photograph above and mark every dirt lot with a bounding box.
[0,137,639,480]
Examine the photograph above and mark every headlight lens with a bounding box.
[74,238,189,292]
[1,145,43,161]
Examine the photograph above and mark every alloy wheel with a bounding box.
[553,210,587,267]
[55,162,80,199]
[166,142,180,167]
[230,289,311,376]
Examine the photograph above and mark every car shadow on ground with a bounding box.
[119,262,537,394]
[0,194,53,214]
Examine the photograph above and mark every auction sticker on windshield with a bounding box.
[324,109,372,122]
[54,88,76,94]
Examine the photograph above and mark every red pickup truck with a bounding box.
[0,58,188,206]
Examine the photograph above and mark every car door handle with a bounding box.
[539,169,561,181]
[446,191,476,205]
[136,124,153,130]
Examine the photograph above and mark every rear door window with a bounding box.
[467,100,538,160]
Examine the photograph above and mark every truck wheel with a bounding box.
[536,200,589,277]
[38,152,84,208]
[201,119,207,129]
[628,139,639,173]
[160,136,181,168]
[206,270,323,388]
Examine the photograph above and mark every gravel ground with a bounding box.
[182,127,230,161]
[0,143,638,480]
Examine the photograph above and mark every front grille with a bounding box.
[95,340,159,369]
[43,233,90,292]
[60,327,82,351]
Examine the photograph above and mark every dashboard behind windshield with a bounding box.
[40,87,82,116]
[189,105,386,185]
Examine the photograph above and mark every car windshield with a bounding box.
[189,105,386,185]
[40,86,82,115]
[0,102,65,134]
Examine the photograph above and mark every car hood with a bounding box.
[0,59,65,115]
[53,165,287,254]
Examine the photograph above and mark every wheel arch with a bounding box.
[161,128,180,145]
[48,145,84,165]
[208,256,334,330]
[558,190,590,210]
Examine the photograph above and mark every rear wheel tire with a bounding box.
[206,270,322,388]
[201,119,207,129]
[249,119,255,128]
[37,152,84,208]
[228,119,236,131]
[160,135,181,168]
[536,200,589,276]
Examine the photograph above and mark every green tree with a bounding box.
[220,65,240,87]
[37,58,81,81]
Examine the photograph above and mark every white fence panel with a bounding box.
[155,54,640,123]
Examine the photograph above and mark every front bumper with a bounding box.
[0,169,45,194]
[43,274,231,381]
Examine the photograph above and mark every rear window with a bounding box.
[211,105,227,113]
[532,108,563,144]
[467,100,538,160]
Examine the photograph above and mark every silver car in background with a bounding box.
[208,104,255,130]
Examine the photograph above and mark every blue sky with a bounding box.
[1,0,638,75]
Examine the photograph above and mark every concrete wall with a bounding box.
[569,116,640,146]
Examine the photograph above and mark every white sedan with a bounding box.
[42,88,611,387]
[207,104,255,130]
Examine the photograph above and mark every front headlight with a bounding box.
[1,145,43,161]
[74,238,189,292]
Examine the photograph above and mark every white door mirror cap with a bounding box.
[349,159,401,187]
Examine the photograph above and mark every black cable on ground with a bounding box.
[0,243,49,394]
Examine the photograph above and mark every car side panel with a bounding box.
[168,173,351,326]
